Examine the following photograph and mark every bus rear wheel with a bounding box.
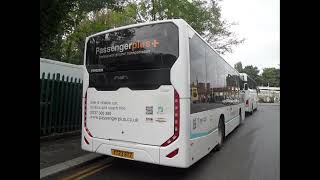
[215,117,225,151]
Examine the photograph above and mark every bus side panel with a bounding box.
[189,129,219,166]
[225,103,243,135]
[189,107,228,166]
[159,99,191,168]
[225,111,240,136]
[249,90,258,111]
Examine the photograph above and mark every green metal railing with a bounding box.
[40,72,83,137]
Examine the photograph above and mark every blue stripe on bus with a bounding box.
[190,128,217,139]
[190,115,240,139]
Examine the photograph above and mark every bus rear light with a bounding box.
[84,91,93,137]
[161,89,180,147]
[84,136,89,145]
[166,148,179,158]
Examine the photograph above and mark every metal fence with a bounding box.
[40,72,83,137]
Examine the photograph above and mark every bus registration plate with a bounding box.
[111,149,134,159]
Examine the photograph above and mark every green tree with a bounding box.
[234,61,243,72]
[234,61,280,87]
[135,0,244,54]
[243,65,259,78]
[41,0,244,64]
[242,65,262,85]
[40,0,122,60]
[261,67,280,87]
[61,3,138,64]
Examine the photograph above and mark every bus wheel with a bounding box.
[215,117,225,151]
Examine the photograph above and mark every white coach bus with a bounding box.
[240,73,258,114]
[82,19,245,168]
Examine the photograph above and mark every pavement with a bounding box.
[40,134,106,179]
[41,103,279,180]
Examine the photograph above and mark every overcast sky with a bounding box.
[219,0,280,73]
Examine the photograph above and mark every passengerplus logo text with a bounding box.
[96,39,160,54]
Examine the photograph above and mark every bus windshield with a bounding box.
[85,22,179,90]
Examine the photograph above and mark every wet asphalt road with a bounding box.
[45,104,279,180]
